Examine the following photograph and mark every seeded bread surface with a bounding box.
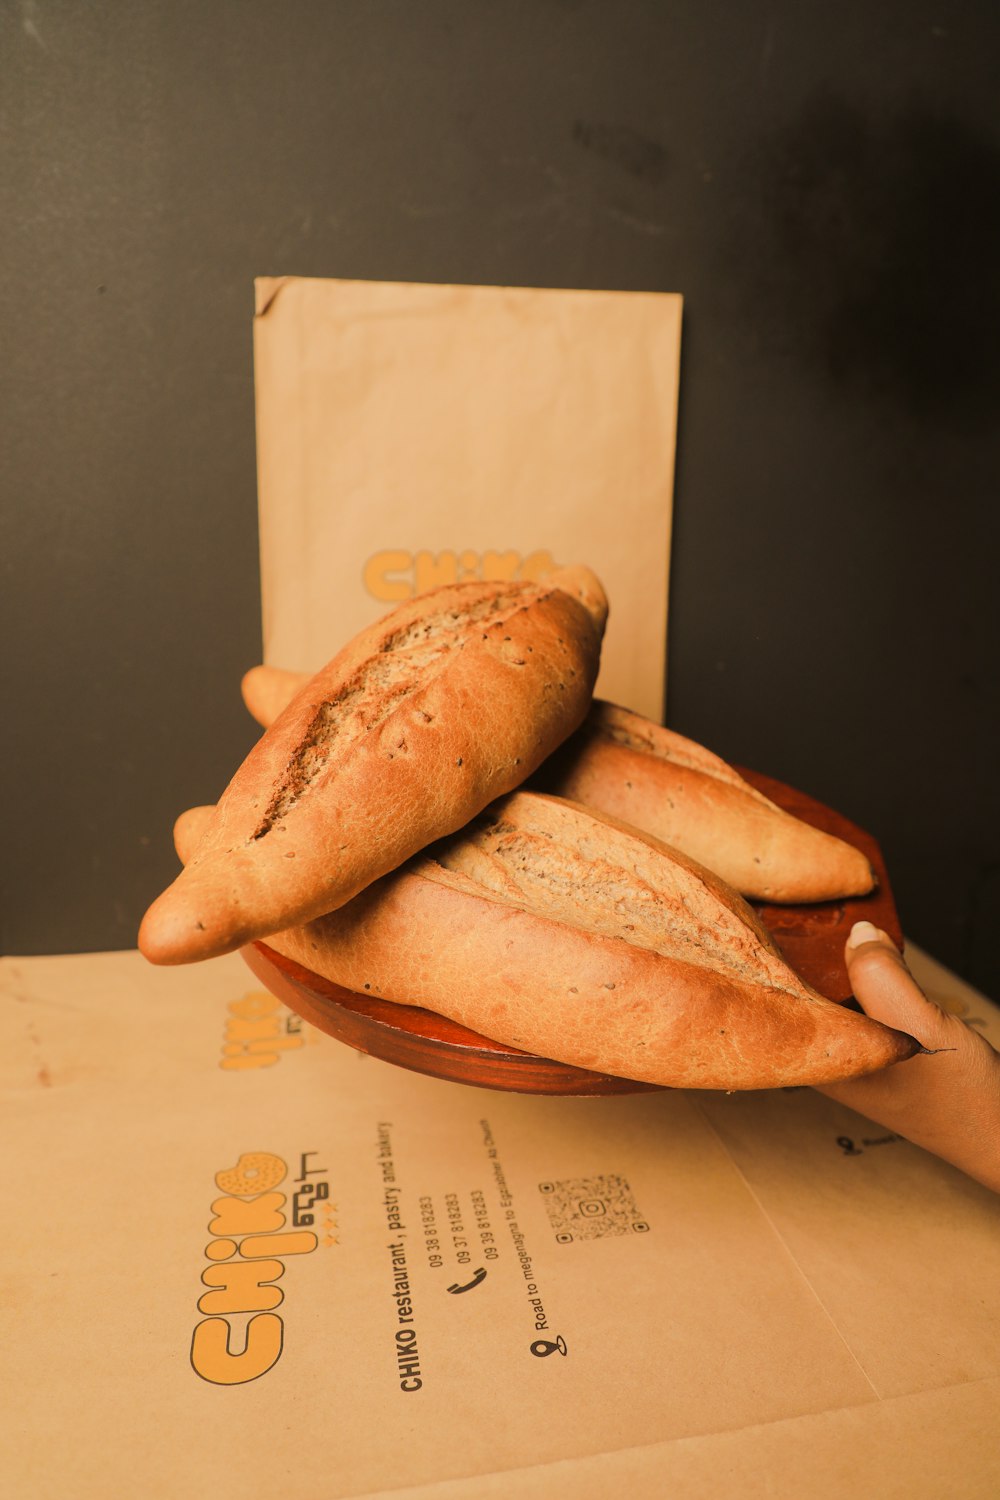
[139,568,606,965]
[174,794,917,1090]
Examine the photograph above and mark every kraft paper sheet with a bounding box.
[252,276,682,722]
[4,944,999,1498]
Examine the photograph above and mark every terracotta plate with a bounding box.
[241,770,901,1096]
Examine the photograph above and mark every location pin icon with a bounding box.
[530,1335,568,1358]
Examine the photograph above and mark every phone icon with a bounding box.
[447,1266,488,1295]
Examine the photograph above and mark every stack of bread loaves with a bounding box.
[140,565,918,1089]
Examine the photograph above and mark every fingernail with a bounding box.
[847,920,881,950]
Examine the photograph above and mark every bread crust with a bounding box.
[241,665,308,730]
[241,682,875,904]
[139,569,606,965]
[533,702,875,902]
[174,793,917,1090]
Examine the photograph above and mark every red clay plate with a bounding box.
[241,770,902,1095]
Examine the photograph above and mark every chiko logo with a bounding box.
[363,547,558,603]
[220,991,306,1071]
[190,1151,333,1385]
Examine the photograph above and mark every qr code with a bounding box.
[538,1174,650,1244]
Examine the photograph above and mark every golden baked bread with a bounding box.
[139,567,607,965]
[174,794,917,1090]
[240,665,308,731]
[534,701,875,902]
[241,677,874,903]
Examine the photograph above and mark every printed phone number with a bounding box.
[419,1189,500,1269]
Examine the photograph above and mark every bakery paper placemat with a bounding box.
[4,945,999,1498]
[252,276,682,723]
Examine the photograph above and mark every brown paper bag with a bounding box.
[253,276,682,721]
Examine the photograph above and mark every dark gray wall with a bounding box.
[3,2,998,996]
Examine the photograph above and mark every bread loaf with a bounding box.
[174,794,917,1090]
[139,567,607,966]
[532,702,874,902]
[241,677,874,903]
[241,665,308,731]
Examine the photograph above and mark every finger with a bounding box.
[844,921,951,1047]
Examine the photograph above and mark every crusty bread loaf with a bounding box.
[533,701,875,902]
[139,568,607,965]
[241,678,874,903]
[174,794,917,1090]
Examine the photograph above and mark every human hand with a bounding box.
[817,922,1000,1193]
